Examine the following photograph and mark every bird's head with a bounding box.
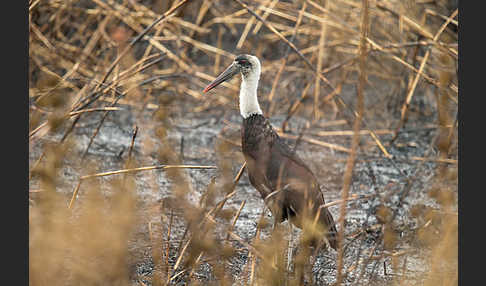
[203,54,261,93]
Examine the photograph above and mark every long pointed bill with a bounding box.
[203,63,239,93]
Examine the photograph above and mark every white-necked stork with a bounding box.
[204,54,337,250]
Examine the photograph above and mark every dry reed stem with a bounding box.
[123,125,139,184]
[313,1,329,121]
[188,252,204,281]
[67,165,216,209]
[334,95,393,159]
[225,200,246,242]
[80,164,217,180]
[225,230,265,261]
[277,132,351,153]
[311,129,393,137]
[235,0,262,49]
[80,93,125,159]
[266,58,287,116]
[425,8,458,26]
[410,156,457,164]
[214,26,224,75]
[205,162,247,219]
[320,193,374,210]
[30,22,55,50]
[29,0,41,11]
[68,107,123,116]
[202,8,248,30]
[180,35,236,58]
[139,28,165,72]
[165,210,174,280]
[29,107,123,140]
[170,239,191,282]
[67,180,82,209]
[189,0,213,39]
[375,2,443,41]
[281,81,312,132]
[336,0,368,284]
[251,0,279,34]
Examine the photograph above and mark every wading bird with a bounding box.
[203,54,337,250]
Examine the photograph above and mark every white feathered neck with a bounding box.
[239,56,263,119]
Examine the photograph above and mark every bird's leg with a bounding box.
[270,218,278,269]
[268,220,289,285]
[309,246,320,285]
[291,235,312,285]
[286,222,294,274]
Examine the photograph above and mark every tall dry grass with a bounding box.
[29,0,457,285]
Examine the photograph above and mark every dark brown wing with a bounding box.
[272,138,338,249]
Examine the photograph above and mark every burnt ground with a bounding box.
[29,72,457,285]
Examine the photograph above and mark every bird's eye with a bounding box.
[238,59,248,64]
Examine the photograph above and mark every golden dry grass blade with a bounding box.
[68,181,82,209]
[311,129,393,136]
[281,81,312,132]
[68,107,123,116]
[225,200,246,242]
[67,165,216,209]
[266,59,287,115]
[171,243,189,280]
[235,0,261,49]
[30,22,55,50]
[410,157,457,164]
[214,26,224,75]
[425,8,458,26]
[179,35,236,59]
[313,1,329,121]
[252,0,279,34]
[30,107,122,141]
[80,165,217,180]
[277,132,351,153]
[189,0,213,38]
[376,2,435,39]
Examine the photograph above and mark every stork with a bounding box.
[203,54,337,250]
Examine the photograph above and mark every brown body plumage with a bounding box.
[242,113,337,249]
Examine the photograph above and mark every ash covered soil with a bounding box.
[29,76,457,285]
